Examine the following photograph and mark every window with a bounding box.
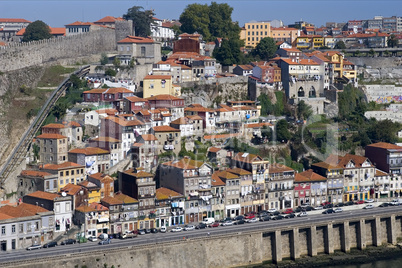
[12,225,15,234]
[141,46,146,57]
[19,224,23,233]
[1,226,5,235]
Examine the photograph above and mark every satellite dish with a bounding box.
[61,192,67,197]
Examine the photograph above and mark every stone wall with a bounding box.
[0,28,117,72]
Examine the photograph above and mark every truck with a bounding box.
[120,231,137,239]
[201,217,215,225]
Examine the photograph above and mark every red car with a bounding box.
[210,222,220,228]
[355,200,364,204]
[244,214,255,219]
[283,208,294,214]
[321,201,331,206]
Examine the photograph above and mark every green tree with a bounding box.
[276,119,291,143]
[123,6,154,37]
[213,38,244,65]
[388,34,398,48]
[113,57,120,68]
[179,3,211,40]
[368,119,401,143]
[257,93,274,116]
[368,48,375,57]
[297,100,313,120]
[52,102,68,120]
[334,41,346,49]
[32,143,40,161]
[105,69,116,77]
[252,37,277,61]
[70,74,83,89]
[100,53,108,65]
[22,20,52,42]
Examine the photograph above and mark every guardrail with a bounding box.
[0,65,90,187]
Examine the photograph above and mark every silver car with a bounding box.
[26,244,42,250]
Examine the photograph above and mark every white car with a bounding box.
[246,217,258,223]
[334,208,343,213]
[222,220,234,226]
[314,206,323,210]
[184,225,195,231]
[88,236,97,242]
[365,199,374,203]
[363,204,375,209]
[171,227,183,232]
[267,208,278,213]
[297,212,308,217]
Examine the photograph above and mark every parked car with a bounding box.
[267,208,278,213]
[305,206,314,211]
[196,223,207,229]
[222,220,234,226]
[235,219,246,225]
[43,241,57,248]
[335,203,345,207]
[273,215,285,220]
[270,211,280,216]
[145,229,151,234]
[322,209,335,214]
[150,228,158,233]
[88,236,98,242]
[98,238,111,245]
[138,229,146,235]
[246,217,259,223]
[184,225,195,231]
[314,206,323,210]
[98,234,109,240]
[244,214,255,219]
[160,226,167,233]
[334,208,343,213]
[210,222,220,228]
[171,227,183,232]
[26,244,42,250]
[363,204,375,209]
[283,208,294,214]
[297,212,308,217]
[321,201,331,206]
[120,232,137,239]
[379,202,390,207]
[324,204,333,209]
[365,199,374,203]
[61,239,76,245]
[345,201,354,206]
[355,200,364,205]
[234,215,244,221]
[260,216,271,221]
[285,213,295,218]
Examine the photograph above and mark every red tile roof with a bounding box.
[0,203,49,218]
[104,116,144,127]
[83,87,133,94]
[90,136,121,143]
[366,142,402,150]
[20,170,54,178]
[141,134,158,141]
[143,75,172,80]
[152,125,181,132]
[66,21,94,26]
[61,183,84,195]
[156,187,183,200]
[208,147,223,153]
[36,133,67,139]
[96,108,118,115]
[0,18,31,23]
[115,192,138,203]
[88,173,115,183]
[42,123,65,129]
[203,133,241,140]
[295,169,326,182]
[211,173,225,186]
[42,162,83,170]
[233,152,264,164]
[269,164,294,174]
[26,191,60,201]
[146,94,184,101]
[94,16,124,23]
[125,96,147,102]
[122,169,154,178]
[118,35,154,44]
[69,147,109,155]
[101,196,122,205]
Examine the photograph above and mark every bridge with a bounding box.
[1,206,402,268]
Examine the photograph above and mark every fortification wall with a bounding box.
[0,28,117,73]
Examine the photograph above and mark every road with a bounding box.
[1,204,401,265]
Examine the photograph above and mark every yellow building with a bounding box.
[271,27,299,44]
[244,21,271,48]
[79,180,101,203]
[295,36,311,49]
[312,36,324,49]
[42,161,85,191]
[143,75,179,98]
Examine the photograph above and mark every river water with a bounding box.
[328,255,402,268]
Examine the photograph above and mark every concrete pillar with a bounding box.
[341,221,350,253]
[357,219,366,250]
[374,217,382,247]
[388,214,397,245]
[308,226,317,257]
[325,223,334,254]
[290,228,300,260]
[273,230,282,264]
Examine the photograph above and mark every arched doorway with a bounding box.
[298,87,305,97]
[309,86,316,98]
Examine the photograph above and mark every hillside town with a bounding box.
[1,7,402,256]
